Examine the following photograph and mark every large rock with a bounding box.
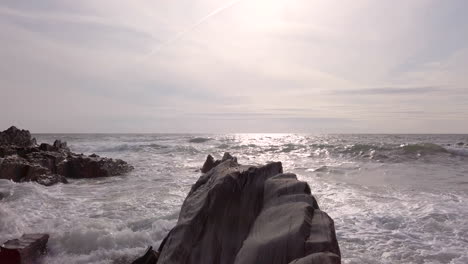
[0,126,35,147]
[0,126,133,186]
[0,234,49,264]
[157,153,340,264]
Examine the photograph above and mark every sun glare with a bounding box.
[236,0,287,29]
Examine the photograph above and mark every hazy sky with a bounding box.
[1,0,467,133]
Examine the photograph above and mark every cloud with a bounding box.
[0,0,467,132]
[332,86,443,95]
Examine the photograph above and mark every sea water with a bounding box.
[1,134,467,264]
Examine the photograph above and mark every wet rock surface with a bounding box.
[0,233,49,264]
[154,153,340,264]
[0,126,133,186]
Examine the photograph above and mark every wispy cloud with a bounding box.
[1,0,468,132]
[332,86,443,95]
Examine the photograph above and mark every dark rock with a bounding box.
[0,234,49,264]
[200,152,237,173]
[35,174,68,186]
[57,154,133,179]
[25,151,66,173]
[0,126,34,147]
[289,252,341,264]
[131,246,159,264]
[39,143,56,152]
[158,155,340,264]
[0,146,18,158]
[38,141,69,152]
[0,156,68,185]
[221,152,237,163]
[0,126,134,184]
[53,140,69,151]
[200,154,216,173]
[457,142,464,146]
[0,156,44,182]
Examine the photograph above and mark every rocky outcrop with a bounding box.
[0,234,49,264]
[0,126,35,147]
[0,126,133,186]
[58,154,133,179]
[154,153,340,264]
[0,155,68,185]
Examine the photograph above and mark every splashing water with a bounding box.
[1,134,467,263]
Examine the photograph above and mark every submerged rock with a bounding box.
[0,126,133,186]
[157,153,340,264]
[188,137,211,143]
[0,234,49,264]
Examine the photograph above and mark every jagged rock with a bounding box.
[457,142,465,146]
[35,174,68,186]
[0,126,133,185]
[53,140,69,151]
[0,126,35,147]
[200,155,216,173]
[200,152,237,173]
[0,156,68,185]
[57,154,133,179]
[131,247,159,264]
[158,155,340,264]
[0,234,49,264]
[25,151,66,173]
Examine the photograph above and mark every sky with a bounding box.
[0,0,467,133]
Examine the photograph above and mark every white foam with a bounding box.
[1,133,466,263]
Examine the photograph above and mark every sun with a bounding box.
[235,0,288,29]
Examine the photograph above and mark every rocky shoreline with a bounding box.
[1,127,340,264]
[0,126,133,186]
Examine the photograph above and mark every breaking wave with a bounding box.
[188,137,212,143]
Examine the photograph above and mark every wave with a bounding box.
[188,137,212,143]
[339,144,390,154]
[216,144,230,149]
[445,147,468,157]
[400,143,448,154]
[89,143,169,153]
[306,142,468,161]
[280,143,306,153]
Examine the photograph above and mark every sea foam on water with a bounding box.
[1,134,468,263]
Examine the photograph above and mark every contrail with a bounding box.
[147,0,243,56]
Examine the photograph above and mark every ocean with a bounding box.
[1,134,467,264]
